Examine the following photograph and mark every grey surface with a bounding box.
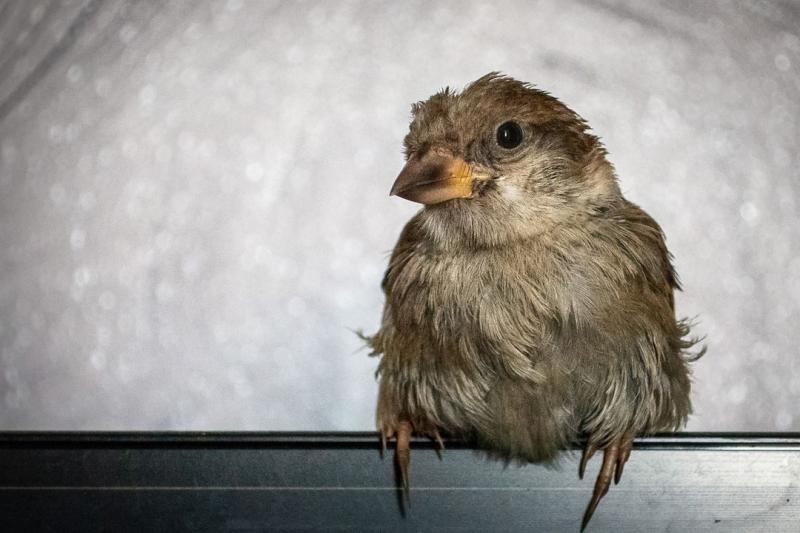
[0,1,799,431]
[1,433,799,532]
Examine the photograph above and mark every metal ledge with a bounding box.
[1,432,799,532]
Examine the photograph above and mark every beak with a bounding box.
[389,152,475,205]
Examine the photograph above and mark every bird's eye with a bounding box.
[496,121,524,149]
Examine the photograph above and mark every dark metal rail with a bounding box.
[1,432,798,532]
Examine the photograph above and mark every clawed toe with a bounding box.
[381,421,446,508]
[395,421,412,499]
[579,434,634,531]
[381,420,414,508]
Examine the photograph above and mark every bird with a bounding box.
[364,73,703,530]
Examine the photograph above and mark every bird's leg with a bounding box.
[580,434,634,531]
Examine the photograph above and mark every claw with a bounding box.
[433,428,445,460]
[579,442,596,480]
[380,426,395,459]
[395,421,412,505]
[614,436,633,485]
[581,439,618,531]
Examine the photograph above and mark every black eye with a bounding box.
[496,121,524,149]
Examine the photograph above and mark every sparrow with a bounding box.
[365,73,702,530]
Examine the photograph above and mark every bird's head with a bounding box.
[391,73,621,247]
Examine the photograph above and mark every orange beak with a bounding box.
[390,152,475,205]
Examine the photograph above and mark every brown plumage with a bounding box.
[365,73,703,530]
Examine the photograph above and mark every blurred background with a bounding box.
[0,0,798,431]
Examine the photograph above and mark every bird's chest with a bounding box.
[392,251,495,337]
[387,248,562,376]
[382,247,575,429]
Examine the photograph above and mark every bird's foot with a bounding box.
[578,434,634,531]
[380,421,445,507]
[382,420,413,503]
